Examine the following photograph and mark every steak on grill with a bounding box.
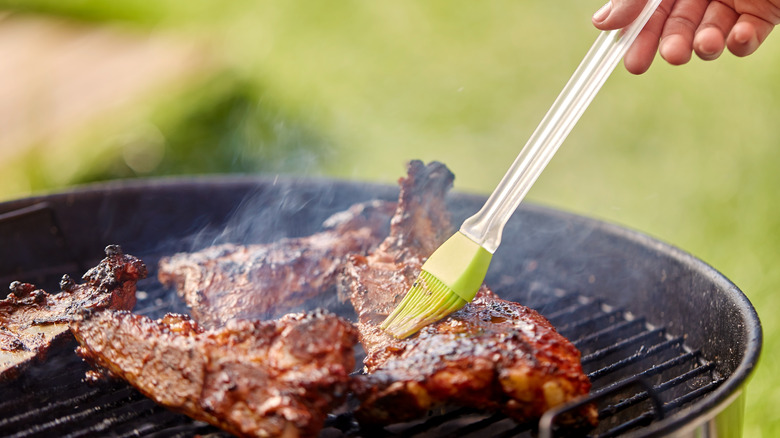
[158,200,395,328]
[0,245,145,381]
[340,160,597,427]
[70,309,358,438]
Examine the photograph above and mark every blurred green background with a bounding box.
[0,1,777,435]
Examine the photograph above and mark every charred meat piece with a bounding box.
[71,309,358,438]
[159,200,395,327]
[0,245,145,381]
[340,160,597,427]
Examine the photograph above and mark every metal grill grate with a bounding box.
[0,197,734,438]
[0,285,722,438]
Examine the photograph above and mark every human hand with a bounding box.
[592,0,780,74]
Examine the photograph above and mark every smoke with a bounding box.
[132,172,397,323]
[72,73,336,188]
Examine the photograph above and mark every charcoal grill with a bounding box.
[0,175,761,437]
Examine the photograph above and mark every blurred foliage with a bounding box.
[0,0,224,26]
[1,1,779,436]
[75,74,332,183]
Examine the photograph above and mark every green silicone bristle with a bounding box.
[380,270,467,338]
[381,232,493,339]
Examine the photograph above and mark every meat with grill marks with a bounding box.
[71,309,358,438]
[339,160,597,427]
[0,245,145,381]
[158,199,395,328]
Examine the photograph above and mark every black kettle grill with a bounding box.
[0,175,761,437]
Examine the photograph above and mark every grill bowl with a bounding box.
[0,175,761,437]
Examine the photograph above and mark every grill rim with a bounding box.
[0,174,763,437]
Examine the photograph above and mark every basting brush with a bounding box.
[381,0,662,339]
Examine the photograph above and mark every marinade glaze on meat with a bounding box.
[158,200,395,328]
[0,245,144,380]
[71,309,358,438]
[137,160,594,433]
[340,161,597,427]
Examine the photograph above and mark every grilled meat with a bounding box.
[158,200,395,328]
[340,160,597,426]
[0,245,145,381]
[71,309,358,438]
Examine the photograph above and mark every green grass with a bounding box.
[2,1,779,435]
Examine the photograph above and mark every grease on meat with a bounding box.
[71,309,358,438]
[0,245,145,380]
[158,200,394,328]
[340,160,597,427]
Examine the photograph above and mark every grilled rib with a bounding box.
[0,245,145,381]
[158,200,394,328]
[340,160,597,427]
[71,309,358,438]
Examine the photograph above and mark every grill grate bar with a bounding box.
[492,425,526,438]
[437,413,507,438]
[539,376,665,438]
[599,361,711,418]
[588,337,684,381]
[6,386,148,438]
[594,411,656,438]
[140,426,225,438]
[113,412,222,438]
[62,404,156,438]
[600,392,650,419]
[655,362,714,394]
[663,377,726,412]
[543,299,601,321]
[644,350,700,376]
[0,389,100,429]
[7,407,102,438]
[390,408,474,436]
[0,385,102,428]
[586,357,719,438]
[571,318,646,347]
[554,309,622,335]
[579,324,661,363]
[597,354,694,416]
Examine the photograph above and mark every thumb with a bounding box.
[593,0,649,30]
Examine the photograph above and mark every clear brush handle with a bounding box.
[460,0,661,253]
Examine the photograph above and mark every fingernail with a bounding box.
[693,31,720,60]
[732,25,752,44]
[658,36,671,60]
[593,1,612,23]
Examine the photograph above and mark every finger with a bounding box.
[624,30,661,73]
[693,1,738,60]
[726,15,775,57]
[623,1,672,74]
[593,0,650,30]
[658,0,709,65]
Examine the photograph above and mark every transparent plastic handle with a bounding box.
[461,0,661,253]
